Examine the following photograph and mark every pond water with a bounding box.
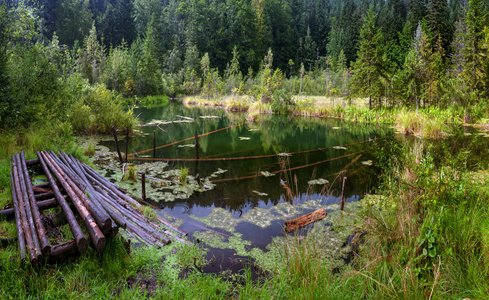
[99,102,396,273]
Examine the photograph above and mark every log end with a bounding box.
[95,237,106,252]
[42,245,52,257]
[76,237,88,255]
[101,219,113,235]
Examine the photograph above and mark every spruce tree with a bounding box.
[350,6,385,108]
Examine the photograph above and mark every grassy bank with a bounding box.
[184,95,482,139]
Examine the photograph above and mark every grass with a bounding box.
[182,94,468,139]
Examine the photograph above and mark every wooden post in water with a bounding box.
[141,172,146,201]
[195,131,199,160]
[340,177,347,211]
[125,127,129,163]
[112,127,124,164]
[153,130,156,160]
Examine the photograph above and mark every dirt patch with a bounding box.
[115,270,160,298]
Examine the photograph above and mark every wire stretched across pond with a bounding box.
[128,135,392,162]
[210,141,392,183]
[128,122,247,157]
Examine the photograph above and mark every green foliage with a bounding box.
[179,167,188,185]
[350,6,386,108]
[270,89,294,114]
[123,165,138,182]
[68,82,136,134]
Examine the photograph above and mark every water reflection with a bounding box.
[100,102,395,271]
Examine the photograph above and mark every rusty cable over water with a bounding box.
[128,135,394,162]
[128,122,247,157]
[210,141,392,183]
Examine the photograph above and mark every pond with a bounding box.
[98,102,396,273]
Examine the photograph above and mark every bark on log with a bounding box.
[15,154,42,259]
[10,168,26,261]
[12,155,38,266]
[32,186,52,194]
[20,151,51,256]
[82,164,142,208]
[40,152,105,252]
[55,153,112,234]
[25,158,39,167]
[37,152,88,254]
[35,192,56,201]
[50,240,78,257]
[0,198,59,219]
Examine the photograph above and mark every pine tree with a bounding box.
[463,0,486,93]
[350,6,385,108]
[427,0,451,51]
[77,23,105,84]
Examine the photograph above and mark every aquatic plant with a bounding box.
[122,165,138,182]
[179,167,188,185]
[83,139,95,156]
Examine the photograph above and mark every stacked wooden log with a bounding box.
[5,151,188,266]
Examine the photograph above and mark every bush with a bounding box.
[271,89,294,114]
[68,83,136,134]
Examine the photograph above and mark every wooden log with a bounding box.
[50,240,78,257]
[92,188,127,229]
[37,152,87,254]
[83,165,142,208]
[284,209,328,234]
[65,154,114,235]
[54,152,112,235]
[46,151,109,243]
[12,155,38,266]
[340,177,347,211]
[83,162,187,240]
[25,158,39,167]
[20,151,51,256]
[32,186,52,194]
[40,152,105,252]
[35,192,55,201]
[15,154,42,259]
[112,127,124,164]
[94,186,172,245]
[34,183,51,189]
[10,168,26,261]
[0,198,59,219]
[0,237,17,247]
[141,173,146,201]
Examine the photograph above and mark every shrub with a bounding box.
[271,89,294,114]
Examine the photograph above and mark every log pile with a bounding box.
[5,151,188,266]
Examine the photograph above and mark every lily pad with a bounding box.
[277,153,291,157]
[260,171,275,177]
[333,146,347,150]
[252,190,268,197]
[239,137,251,140]
[177,144,196,148]
[361,160,373,166]
[308,178,329,185]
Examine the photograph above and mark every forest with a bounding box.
[4,1,489,298]
[1,0,489,129]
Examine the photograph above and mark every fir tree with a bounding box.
[350,6,385,108]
